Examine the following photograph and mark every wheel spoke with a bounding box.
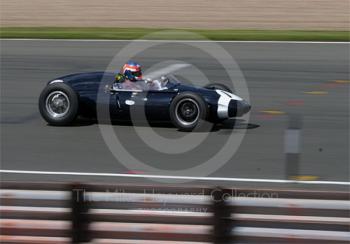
[175,98,200,126]
[45,91,70,118]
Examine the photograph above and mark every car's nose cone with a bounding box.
[228,100,251,117]
[238,100,251,115]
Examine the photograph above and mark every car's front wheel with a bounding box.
[169,92,210,132]
[39,83,79,126]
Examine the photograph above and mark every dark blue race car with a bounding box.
[39,72,251,131]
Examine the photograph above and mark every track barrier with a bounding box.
[0,181,349,243]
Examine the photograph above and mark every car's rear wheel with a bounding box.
[39,83,79,126]
[204,83,232,93]
[170,92,210,131]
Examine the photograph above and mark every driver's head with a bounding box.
[121,61,142,81]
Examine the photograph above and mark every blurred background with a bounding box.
[0,0,349,243]
[1,0,349,30]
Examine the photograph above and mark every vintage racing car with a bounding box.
[39,72,251,131]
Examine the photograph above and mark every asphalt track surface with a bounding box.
[1,40,349,190]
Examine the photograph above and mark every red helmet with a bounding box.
[121,61,142,81]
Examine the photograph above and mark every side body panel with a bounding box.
[110,90,177,122]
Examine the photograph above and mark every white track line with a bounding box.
[1,38,349,44]
[0,169,349,186]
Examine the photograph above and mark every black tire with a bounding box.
[169,92,210,132]
[39,83,79,126]
[204,83,232,93]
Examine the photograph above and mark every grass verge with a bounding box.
[0,27,349,41]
